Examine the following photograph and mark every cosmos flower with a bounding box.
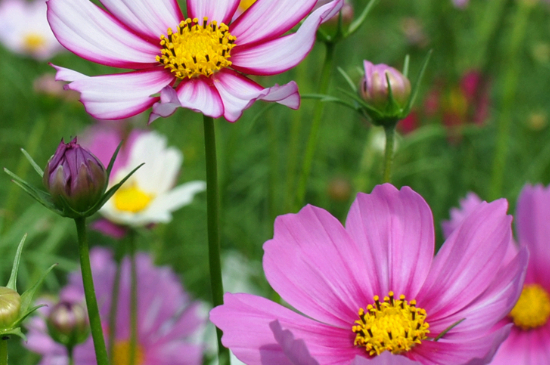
[211,184,527,365]
[442,185,550,364]
[46,0,343,122]
[0,0,63,59]
[26,247,204,365]
[81,127,205,236]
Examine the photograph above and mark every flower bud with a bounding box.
[361,61,411,111]
[47,301,89,347]
[0,287,21,330]
[43,138,107,214]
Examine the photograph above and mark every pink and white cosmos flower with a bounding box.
[210,184,528,365]
[46,0,343,122]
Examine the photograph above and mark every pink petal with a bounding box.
[91,219,127,239]
[186,0,240,25]
[210,293,360,365]
[270,321,319,365]
[417,199,512,321]
[99,0,184,41]
[231,0,343,76]
[47,0,159,68]
[149,86,180,123]
[263,204,373,328]
[213,69,299,122]
[516,184,550,286]
[175,77,224,118]
[441,192,483,239]
[229,0,318,47]
[490,327,538,365]
[351,353,420,365]
[53,65,173,120]
[345,184,435,300]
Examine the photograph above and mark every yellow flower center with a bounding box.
[353,292,430,356]
[239,0,257,11]
[112,340,144,365]
[156,17,237,79]
[23,33,46,51]
[509,284,550,330]
[113,184,154,213]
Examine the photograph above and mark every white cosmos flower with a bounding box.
[99,130,205,227]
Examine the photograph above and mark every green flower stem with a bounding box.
[203,115,230,365]
[0,338,7,365]
[128,229,138,365]
[108,244,124,364]
[67,346,74,365]
[489,0,532,200]
[74,218,109,365]
[295,41,335,209]
[382,124,397,183]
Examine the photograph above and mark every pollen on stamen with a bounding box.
[156,16,237,79]
[353,291,430,356]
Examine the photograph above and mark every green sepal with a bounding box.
[0,327,26,341]
[19,264,57,316]
[94,163,144,210]
[12,304,47,330]
[6,235,26,292]
[21,148,44,177]
[302,93,360,112]
[337,67,358,92]
[3,168,59,213]
[402,50,433,116]
[105,141,123,178]
[346,0,379,37]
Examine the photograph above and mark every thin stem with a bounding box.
[294,41,335,209]
[108,243,125,364]
[128,229,138,365]
[67,346,74,365]
[0,338,8,365]
[382,124,396,183]
[74,218,109,365]
[202,115,230,365]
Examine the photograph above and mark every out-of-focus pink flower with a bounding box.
[443,185,550,364]
[452,0,470,9]
[211,184,527,365]
[0,0,63,60]
[47,0,343,122]
[26,247,204,365]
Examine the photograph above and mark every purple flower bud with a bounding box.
[47,301,89,347]
[0,287,21,330]
[43,138,107,213]
[361,60,411,110]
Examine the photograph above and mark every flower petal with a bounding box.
[213,69,299,122]
[210,293,360,365]
[270,321,319,365]
[186,0,240,25]
[53,66,173,120]
[345,184,435,299]
[229,0,318,47]
[176,77,224,118]
[417,199,512,321]
[99,0,183,41]
[352,353,421,365]
[146,181,206,213]
[231,0,343,75]
[149,86,181,123]
[47,0,159,68]
[263,204,372,328]
[441,192,483,239]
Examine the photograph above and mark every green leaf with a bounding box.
[337,67,357,92]
[403,50,433,116]
[20,148,44,177]
[19,264,56,314]
[106,141,123,178]
[346,0,379,37]
[6,235,26,291]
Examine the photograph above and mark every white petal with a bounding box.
[176,78,224,118]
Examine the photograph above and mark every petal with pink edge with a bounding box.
[99,0,183,41]
[210,293,360,365]
[345,184,435,299]
[54,66,173,120]
[489,327,533,365]
[186,0,240,25]
[47,0,159,68]
[229,0,318,46]
[149,86,180,123]
[263,204,373,328]
[231,0,343,76]
[213,69,299,122]
[441,192,483,239]
[270,321,319,365]
[417,199,512,321]
[176,77,224,118]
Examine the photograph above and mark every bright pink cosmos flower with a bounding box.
[210,184,528,365]
[46,0,343,122]
[443,185,550,364]
[26,248,204,365]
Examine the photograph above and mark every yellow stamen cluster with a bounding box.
[112,340,144,365]
[156,17,237,79]
[509,284,550,330]
[353,292,430,356]
[113,184,154,213]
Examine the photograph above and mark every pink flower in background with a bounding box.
[26,247,204,365]
[452,0,469,9]
[0,0,63,59]
[47,0,343,122]
[211,184,527,365]
[443,185,550,364]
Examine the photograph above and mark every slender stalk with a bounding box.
[294,41,335,209]
[128,229,138,365]
[67,346,74,365]
[108,244,124,364]
[74,218,109,365]
[0,338,7,365]
[382,124,396,183]
[202,115,230,365]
